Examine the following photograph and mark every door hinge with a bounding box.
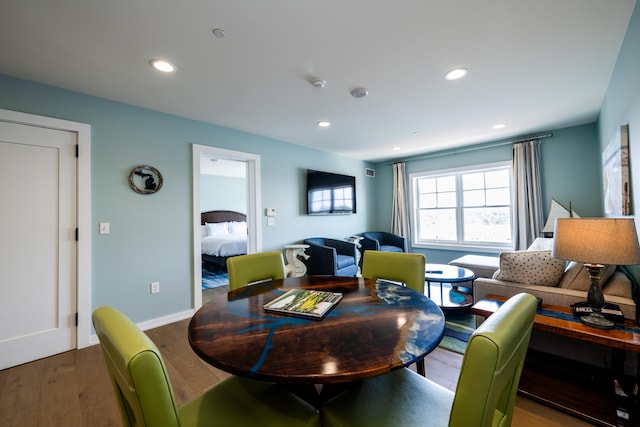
[75,144,79,158]
[75,228,79,241]
[75,312,78,326]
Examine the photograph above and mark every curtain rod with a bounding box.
[387,133,553,164]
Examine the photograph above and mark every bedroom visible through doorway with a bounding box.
[192,144,262,309]
[200,159,246,288]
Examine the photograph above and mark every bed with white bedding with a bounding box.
[200,210,247,270]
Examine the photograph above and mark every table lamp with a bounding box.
[552,218,640,328]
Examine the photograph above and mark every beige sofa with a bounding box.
[471,238,636,319]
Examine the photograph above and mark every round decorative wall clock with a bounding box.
[128,165,163,194]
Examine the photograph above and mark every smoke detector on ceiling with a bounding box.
[311,78,326,88]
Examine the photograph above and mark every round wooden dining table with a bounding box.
[188,275,445,385]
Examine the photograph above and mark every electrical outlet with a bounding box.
[150,282,160,294]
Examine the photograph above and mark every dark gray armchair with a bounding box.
[303,237,358,276]
[361,231,407,253]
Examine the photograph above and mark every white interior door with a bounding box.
[0,121,77,370]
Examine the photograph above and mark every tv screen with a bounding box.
[307,169,356,215]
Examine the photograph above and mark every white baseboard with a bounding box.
[88,308,195,346]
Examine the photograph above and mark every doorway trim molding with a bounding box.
[192,144,262,309]
[0,108,92,349]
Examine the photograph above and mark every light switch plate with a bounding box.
[99,222,110,234]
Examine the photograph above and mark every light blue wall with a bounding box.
[599,2,640,212]
[598,2,640,279]
[372,123,603,264]
[0,74,375,322]
[200,175,246,213]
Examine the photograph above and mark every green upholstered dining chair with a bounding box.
[322,293,537,427]
[92,306,320,427]
[361,250,426,293]
[361,250,427,375]
[226,250,286,291]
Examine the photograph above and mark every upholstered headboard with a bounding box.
[200,210,246,225]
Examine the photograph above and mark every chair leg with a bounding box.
[417,358,425,376]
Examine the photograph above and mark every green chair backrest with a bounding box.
[362,251,426,293]
[92,306,180,427]
[226,251,286,291]
[449,293,537,427]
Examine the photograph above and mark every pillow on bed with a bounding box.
[229,221,247,235]
[206,222,229,236]
[201,225,208,237]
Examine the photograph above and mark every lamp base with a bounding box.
[581,312,615,329]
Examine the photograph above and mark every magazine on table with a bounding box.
[263,289,342,319]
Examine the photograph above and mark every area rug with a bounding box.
[202,265,229,289]
[439,312,475,354]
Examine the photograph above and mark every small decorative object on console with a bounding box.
[572,301,625,325]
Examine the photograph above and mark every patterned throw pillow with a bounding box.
[493,250,566,286]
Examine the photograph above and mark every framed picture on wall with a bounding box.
[602,124,631,215]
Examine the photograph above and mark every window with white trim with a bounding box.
[411,163,513,250]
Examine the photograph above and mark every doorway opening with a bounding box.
[192,144,261,309]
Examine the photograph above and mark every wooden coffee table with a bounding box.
[473,294,640,427]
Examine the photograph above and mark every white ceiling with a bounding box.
[0,0,635,162]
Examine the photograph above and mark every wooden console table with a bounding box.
[473,295,640,427]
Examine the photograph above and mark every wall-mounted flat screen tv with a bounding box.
[307,169,356,215]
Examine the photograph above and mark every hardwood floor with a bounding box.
[0,288,592,426]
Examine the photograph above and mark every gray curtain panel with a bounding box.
[392,162,411,248]
[512,139,544,249]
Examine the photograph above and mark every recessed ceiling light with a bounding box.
[317,121,331,128]
[212,28,226,38]
[493,123,507,129]
[444,68,468,80]
[393,146,401,151]
[350,87,368,98]
[149,59,176,73]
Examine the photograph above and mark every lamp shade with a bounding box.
[552,218,640,265]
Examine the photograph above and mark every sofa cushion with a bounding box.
[493,250,565,286]
[557,262,616,292]
[380,245,403,252]
[527,237,554,251]
[336,254,355,270]
[603,271,634,299]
